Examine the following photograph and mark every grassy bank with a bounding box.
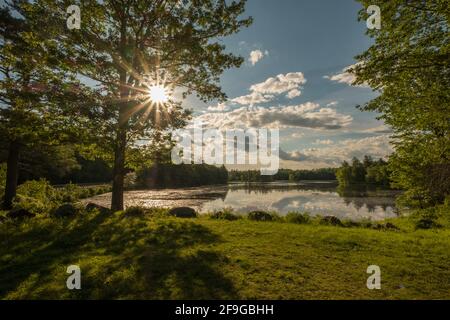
[1,209,449,300]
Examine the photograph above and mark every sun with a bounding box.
[148,85,169,103]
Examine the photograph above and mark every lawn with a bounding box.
[1,210,449,299]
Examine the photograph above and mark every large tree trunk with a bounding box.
[3,140,20,210]
[110,17,130,212]
[111,126,127,212]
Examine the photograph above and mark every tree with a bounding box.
[35,0,252,211]
[0,1,98,209]
[353,0,450,207]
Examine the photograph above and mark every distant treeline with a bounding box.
[228,168,336,182]
[135,164,228,188]
[336,156,390,187]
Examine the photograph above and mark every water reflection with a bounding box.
[83,181,401,221]
[199,182,400,221]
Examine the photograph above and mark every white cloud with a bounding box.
[326,101,338,107]
[195,102,352,130]
[292,132,305,139]
[314,139,334,145]
[281,135,393,166]
[230,72,306,106]
[231,92,274,105]
[248,49,268,66]
[360,124,393,134]
[324,64,368,88]
[286,89,301,99]
[207,103,230,112]
[250,72,306,95]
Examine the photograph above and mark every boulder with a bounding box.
[52,203,79,218]
[6,208,36,220]
[248,211,273,221]
[385,222,399,230]
[168,207,197,218]
[320,216,343,226]
[85,202,111,214]
[373,222,400,230]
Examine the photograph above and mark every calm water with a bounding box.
[84,181,400,221]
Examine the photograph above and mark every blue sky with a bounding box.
[187,0,392,169]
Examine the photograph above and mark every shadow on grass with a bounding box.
[0,211,111,298]
[139,221,237,299]
[0,214,238,299]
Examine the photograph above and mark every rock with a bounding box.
[52,203,79,218]
[247,211,273,221]
[168,207,197,218]
[320,216,343,226]
[385,222,399,230]
[373,222,400,230]
[85,202,111,214]
[6,208,36,219]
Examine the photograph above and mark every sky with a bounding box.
[182,0,393,170]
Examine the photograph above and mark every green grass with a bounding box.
[1,210,449,299]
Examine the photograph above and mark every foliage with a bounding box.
[136,164,228,188]
[229,168,336,182]
[285,212,311,224]
[13,179,59,214]
[11,179,110,215]
[51,203,81,218]
[336,156,390,187]
[409,199,450,230]
[247,211,278,222]
[209,208,241,221]
[123,206,147,217]
[354,0,450,207]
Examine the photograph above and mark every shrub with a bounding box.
[14,179,60,214]
[51,203,80,218]
[209,208,240,221]
[124,206,147,217]
[168,207,197,218]
[85,202,111,214]
[285,212,311,224]
[247,211,274,222]
[59,183,82,202]
[411,207,443,230]
[319,216,343,227]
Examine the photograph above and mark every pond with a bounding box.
[83,181,401,221]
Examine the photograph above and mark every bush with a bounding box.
[124,206,147,217]
[319,216,343,226]
[411,207,441,229]
[59,183,82,202]
[247,211,275,222]
[209,208,240,221]
[85,202,111,214]
[14,179,60,214]
[168,207,197,218]
[285,212,311,224]
[51,203,80,218]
